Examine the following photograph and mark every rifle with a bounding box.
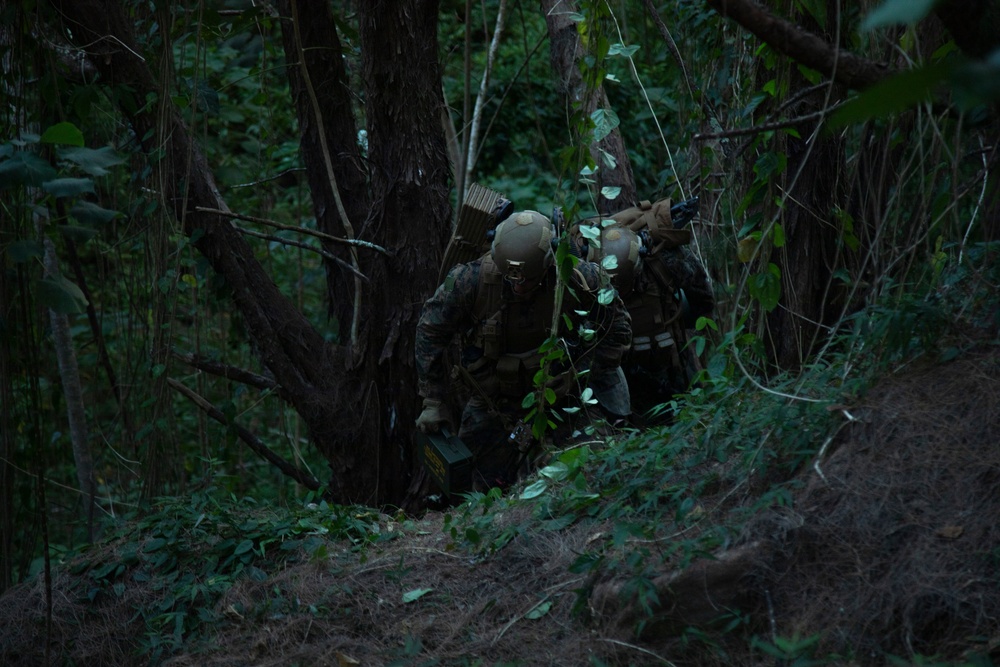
[669,196,700,229]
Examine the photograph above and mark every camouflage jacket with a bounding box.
[416,255,632,403]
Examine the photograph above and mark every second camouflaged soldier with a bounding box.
[590,223,714,425]
[414,210,632,490]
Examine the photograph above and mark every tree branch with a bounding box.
[706,0,891,90]
[171,350,283,394]
[166,378,322,491]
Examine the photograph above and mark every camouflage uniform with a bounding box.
[622,244,714,425]
[415,255,631,489]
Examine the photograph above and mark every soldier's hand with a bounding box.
[415,398,453,434]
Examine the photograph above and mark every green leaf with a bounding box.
[234,539,254,555]
[6,240,43,262]
[0,152,58,188]
[600,186,621,200]
[772,223,785,248]
[539,462,569,482]
[42,177,95,198]
[144,537,168,553]
[40,122,85,147]
[519,479,548,500]
[71,201,121,225]
[862,0,939,31]
[58,146,126,176]
[402,588,433,603]
[524,600,552,620]
[828,62,952,127]
[36,276,89,314]
[591,108,620,143]
[608,43,639,57]
[748,263,782,312]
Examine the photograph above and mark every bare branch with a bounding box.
[230,226,372,282]
[167,378,322,491]
[193,206,391,256]
[171,350,282,393]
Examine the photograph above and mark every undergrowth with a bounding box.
[60,489,392,664]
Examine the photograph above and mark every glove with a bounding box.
[415,398,453,434]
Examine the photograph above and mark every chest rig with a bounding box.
[626,258,684,365]
[471,255,589,397]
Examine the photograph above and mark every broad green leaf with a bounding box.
[539,462,569,482]
[748,263,782,312]
[524,600,552,620]
[402,588,433,603]
[7,240,43,262]
[601,186,621,200]
[597,287,615,305]
[828,62,951,127]
[591,108,620,143]
[580,225,600,241]
[519,479,548,500]
[36,276,89,313]
[234,539,254,555]
[71,201,121,225]
[862,0,939,31]
[772,223,785,248]
[0,152,58,188]
[40,122,84,146]
[58,146,126,176]
[42,177,95,198]
[608,43,639,58]
[601,255,619,270]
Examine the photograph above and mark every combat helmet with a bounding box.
[490,210,555,286]
[589,226,642,296]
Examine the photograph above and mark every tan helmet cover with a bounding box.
[490,210,555,283]
[589,226,641,296]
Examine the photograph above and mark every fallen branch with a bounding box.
[166,378,322,491]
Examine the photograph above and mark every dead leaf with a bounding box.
[936,525,963,539]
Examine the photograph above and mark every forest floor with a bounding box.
[2,348,1000,666]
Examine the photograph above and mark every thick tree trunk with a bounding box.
[357,0,454,510]
[541,0,638,213]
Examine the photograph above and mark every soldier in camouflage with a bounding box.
[591,225,714,426]
[415,210,632,490]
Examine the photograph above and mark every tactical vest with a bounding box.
[471,255,591,397]
[625,257,685,369]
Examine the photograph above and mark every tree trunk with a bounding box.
[42,234,96,540]
[357,0,454,510]
[541,0,638,213]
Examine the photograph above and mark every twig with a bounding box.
[231,224,370,281]
[598,638,677,665]
[694,104,845,141]
[167,378,322,490]
[194,206,390,255]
